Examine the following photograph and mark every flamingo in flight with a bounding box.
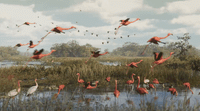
[136,76,148,94]
[41,26,76,41]
[7,80,22,98]
[85,51,108,63]
[141,33,173,55]
[27,40,41,51]
[115,18,140,35]
[183,82,193,94]
[52,85,65,99]
[126,60,143,74]
[17,22,36,27]
[77,73,84,84]
[126,73,135,85]
[86,81,99,89]
[151,52,174,71]
[114,80,120,98]
[14,43,29,48]
[26,79,38,96]
[24,49,56,68]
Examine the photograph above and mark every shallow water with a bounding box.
[1,84,200,110]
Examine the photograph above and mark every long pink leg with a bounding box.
[17,24,24,27]
[23,59,33,69]
[85,56,92,64]
[141,43,150,55]
[41,32,51,41]
[114,25,122,35]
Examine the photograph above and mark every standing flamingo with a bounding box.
[115,18,140,35]
[14,43,29,48]
[24,49,56,69]
[77,73,84,83]
[85,51,108,63]
[106,77,110,82]
[17,22,36,27]
[126,73,135,85]
[141,33,173,55]
[151,52,174,71]
[114,80,120,98]
[26,79,38,96]
[41,26,76,41]
[168,88,178,96]
[183,82,193,94]
[126,60,143,74]
[52,85,65,99]
[27,40,41,51]
[153,78,159,84]
[86,81,99,89]
[7,80,22,97]
[136,76,148,94]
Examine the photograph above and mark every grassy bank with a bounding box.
[0,57,200,93]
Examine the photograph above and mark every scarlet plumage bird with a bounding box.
[114,80,120,98]
[126,60,143,74]
[126,73,135,85]
[136,76,148,94]
[77,73,84,83]
[183,82,193,94]
[85,51,108,63]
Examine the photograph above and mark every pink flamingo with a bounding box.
[24,49,56,69]
[114,80,120,98]
[17,22,36,27]
[7,80,22,98]
[126,73,135,85]
[85,51,108,63]
[41,26,76,41]
[86,81,99,89]
[126,60,143,74]
[77,73,84,83]
[168,88,178,96]
[27,40,41,51]
[151,52,174,71]
[52,85,65,99]
[115,18,140,35]
[14,43,29,48]
[141,33,173,55]
[136,76,148,94]
[106,77,110,82]
[183,82,193,94]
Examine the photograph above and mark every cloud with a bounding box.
[158,0,200,14]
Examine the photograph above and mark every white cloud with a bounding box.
[158,0,200,14]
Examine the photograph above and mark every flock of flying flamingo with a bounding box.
[4,16,194,101]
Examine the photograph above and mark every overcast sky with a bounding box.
[0,0,200,53]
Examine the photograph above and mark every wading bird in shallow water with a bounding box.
[24,49,56,68]
[114,80,120,98]
[85,51,108,63]
[151,52,174,71]
[77,73,84,84]
[126,73,135,85]
[136,76,148,94]
[41,26,76,41]
[86,81,99,89]
[52,85,65,99]
[126,60,143,74]
[141,33,173,55]
[26,79,38,96]
[17,22,36,27]
[27,40,41,51]
[14,43,29,48]
[153,78,159,84]
[183,82,193,94]
[106,77,110,82]
[115,18,140,35]
[168,87,178,97]
[7,80,22,98]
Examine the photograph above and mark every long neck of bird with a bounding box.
[132,75,134,81]
[57,89,61,94]
[115,81,117,90]
[77,75,80,81]
[137,77,140,89]
[94,82,98,88]
[164,53,172,61]
[35,80,38,86]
